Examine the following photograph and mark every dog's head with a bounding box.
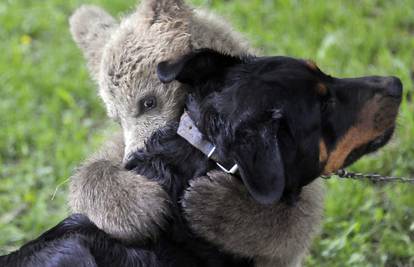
[157,49,402,204]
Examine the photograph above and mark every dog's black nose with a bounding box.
[385,76,403,98]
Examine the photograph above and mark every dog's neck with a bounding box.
[177,112,239,174]
[130,123,214,199]
[129,123,252,265]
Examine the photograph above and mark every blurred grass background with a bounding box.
[0,0,413,266]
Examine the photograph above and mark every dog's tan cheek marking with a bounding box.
[323,98,383,174]
[323,127,379,174]
[319,139,328,163]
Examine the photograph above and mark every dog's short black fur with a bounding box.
[157,49,402,203]
[1,49,402,267]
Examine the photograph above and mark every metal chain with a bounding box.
[321,169,414,184]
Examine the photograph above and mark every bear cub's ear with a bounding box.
[69,5,118,81]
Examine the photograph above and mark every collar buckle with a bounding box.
[207,146,238,174]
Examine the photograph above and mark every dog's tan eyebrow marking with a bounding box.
[306,60,318,71]
[316,83,327,95]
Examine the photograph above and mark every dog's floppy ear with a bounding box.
[230,113,285,205]
[157,49,242,86]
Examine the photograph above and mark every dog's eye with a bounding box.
[139,96,157,113]
[321,98,336,112]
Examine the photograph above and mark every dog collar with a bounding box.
[177,112,239,174]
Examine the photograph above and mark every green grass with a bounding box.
[0,0,413,266]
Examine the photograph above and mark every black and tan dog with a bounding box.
[0,49,402,267]
[157,49,403,204]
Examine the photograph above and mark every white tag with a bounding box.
[177,112,215,157]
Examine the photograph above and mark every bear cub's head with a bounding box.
[70,0,194,163]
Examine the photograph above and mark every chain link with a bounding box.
[321,169,414,184]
